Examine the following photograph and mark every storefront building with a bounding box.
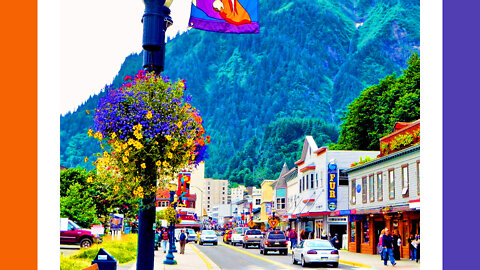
[289,136,379,244]
[345,120,420,259]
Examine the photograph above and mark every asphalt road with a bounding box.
[195,237,359,270]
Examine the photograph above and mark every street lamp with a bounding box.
[136,1,174,269]
[164,181,178,265]
[142,0,174,74]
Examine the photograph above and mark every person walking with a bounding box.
[378,229,385,261]
[321,230,328,240]
[330,233,340,249]
[161,228,169,253]
[382,228,397,266]
[414,234,420,263]
[408,233,415,260]
[288,228,298,249]
[179,229,187,254]
[300,229,307,241]
[392,229,401,260]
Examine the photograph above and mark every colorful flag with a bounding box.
[189,0,259,33]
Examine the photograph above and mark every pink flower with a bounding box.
[124,76,132,81]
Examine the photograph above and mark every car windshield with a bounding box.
[187,229,195,234]
[234,228,244,234]
[268,233,286,239]
[246,230,262,235]
[202,230,216,235]
[305,241,334,248]
[68,221,81,230]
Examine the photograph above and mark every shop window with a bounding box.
[402,165,409,197]
[377,173,383,201]
[363,220,369,243]
[299,177,302,193]
[339,169,349,185]
[362,177,367,203]
[351,179,356,205]
[276,198,286,209]
[389,169,395,200]
[316,173,318,188]
[350,222,356,242]
[417,161,420,195]
[311,174,314,189]
[369,174,375,202]
[256,199,261,205]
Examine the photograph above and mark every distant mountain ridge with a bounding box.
[60,0,419,186]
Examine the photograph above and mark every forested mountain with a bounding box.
[60,0,420,186]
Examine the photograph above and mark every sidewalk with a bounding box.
[338,250,420,269]
[117,243,220,270]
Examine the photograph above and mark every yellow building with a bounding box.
[259,179,276,223]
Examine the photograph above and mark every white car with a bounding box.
[292,239,339,268]
[230,227,248,246]
[199,230,218,245]
[174,228,197,242]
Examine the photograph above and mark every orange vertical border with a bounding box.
[0,1,37,268]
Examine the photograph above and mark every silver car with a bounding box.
[292,239,339,268]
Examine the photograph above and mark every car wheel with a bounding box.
[292,253,297,264]
[301,256,308,267]
[264,250,268,255]
[200,241,203,245]
[80,238,92,249]
[332,262,339,268]
[213,242,217,246]
[260,248,263,254]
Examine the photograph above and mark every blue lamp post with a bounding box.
[135,1,173,269]
[164,183,178,265]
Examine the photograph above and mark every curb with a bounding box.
[188,243,218,270]
[339,259,373,268]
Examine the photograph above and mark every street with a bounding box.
[195,237,359,269]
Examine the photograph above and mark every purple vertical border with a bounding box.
[444,0,480,269]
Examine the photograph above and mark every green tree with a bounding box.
[60,183,99,227]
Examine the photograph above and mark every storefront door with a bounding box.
[374,221,386,254]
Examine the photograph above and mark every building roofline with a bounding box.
[344,144,420,173]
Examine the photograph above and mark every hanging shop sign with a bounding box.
[265,202,272,217]
[327,163,338,211]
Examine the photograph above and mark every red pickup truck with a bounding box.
[60,219,102,248]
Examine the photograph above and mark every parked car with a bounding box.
[60,219,102,248]
[243,229,263,248]
[231,227,249,246]
[259,231,288,255]
[199,230,218,245]
[174,228,197,242]
[223,230,233,244]
[291,239,339,268]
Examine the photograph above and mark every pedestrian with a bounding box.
[161,228,169,253]
[288,228,298,249]
[382,228,396,266]
[392,229,401,260]
[330,233,340,249]
[414,234,420,263]
[300,229,307,241]
[378,229,385,261]
[179,229,187,254]
[408,233,415,260]
[321,230,328,240]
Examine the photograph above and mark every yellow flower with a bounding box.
[103,151,109,158]
[162,161,169,167]
[114,185,119,192]
[84,157,88,163]
[125,150,130,157]
[123,157,129,163]
[101,144,104,149]
[156,160,161,166]
[167,152,173,159]
[141,163,146,169]
[124,168,129,172]
[111,132,117,139]
[187,139,193,146]
[123,143,128,150]
[86,110,90,115]
[146,111,153,119]
[87,129,93,137]
[138,192,144,199]
[176,122,183,129]
[165,135,172,141]
[86,176,93,183]
[137,186,144,192]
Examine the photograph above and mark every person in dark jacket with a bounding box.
[330,233,340,249]
[392,229,401,260]
[408,233,415,260]
[382,228,397,266]
[179,230,187,254]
